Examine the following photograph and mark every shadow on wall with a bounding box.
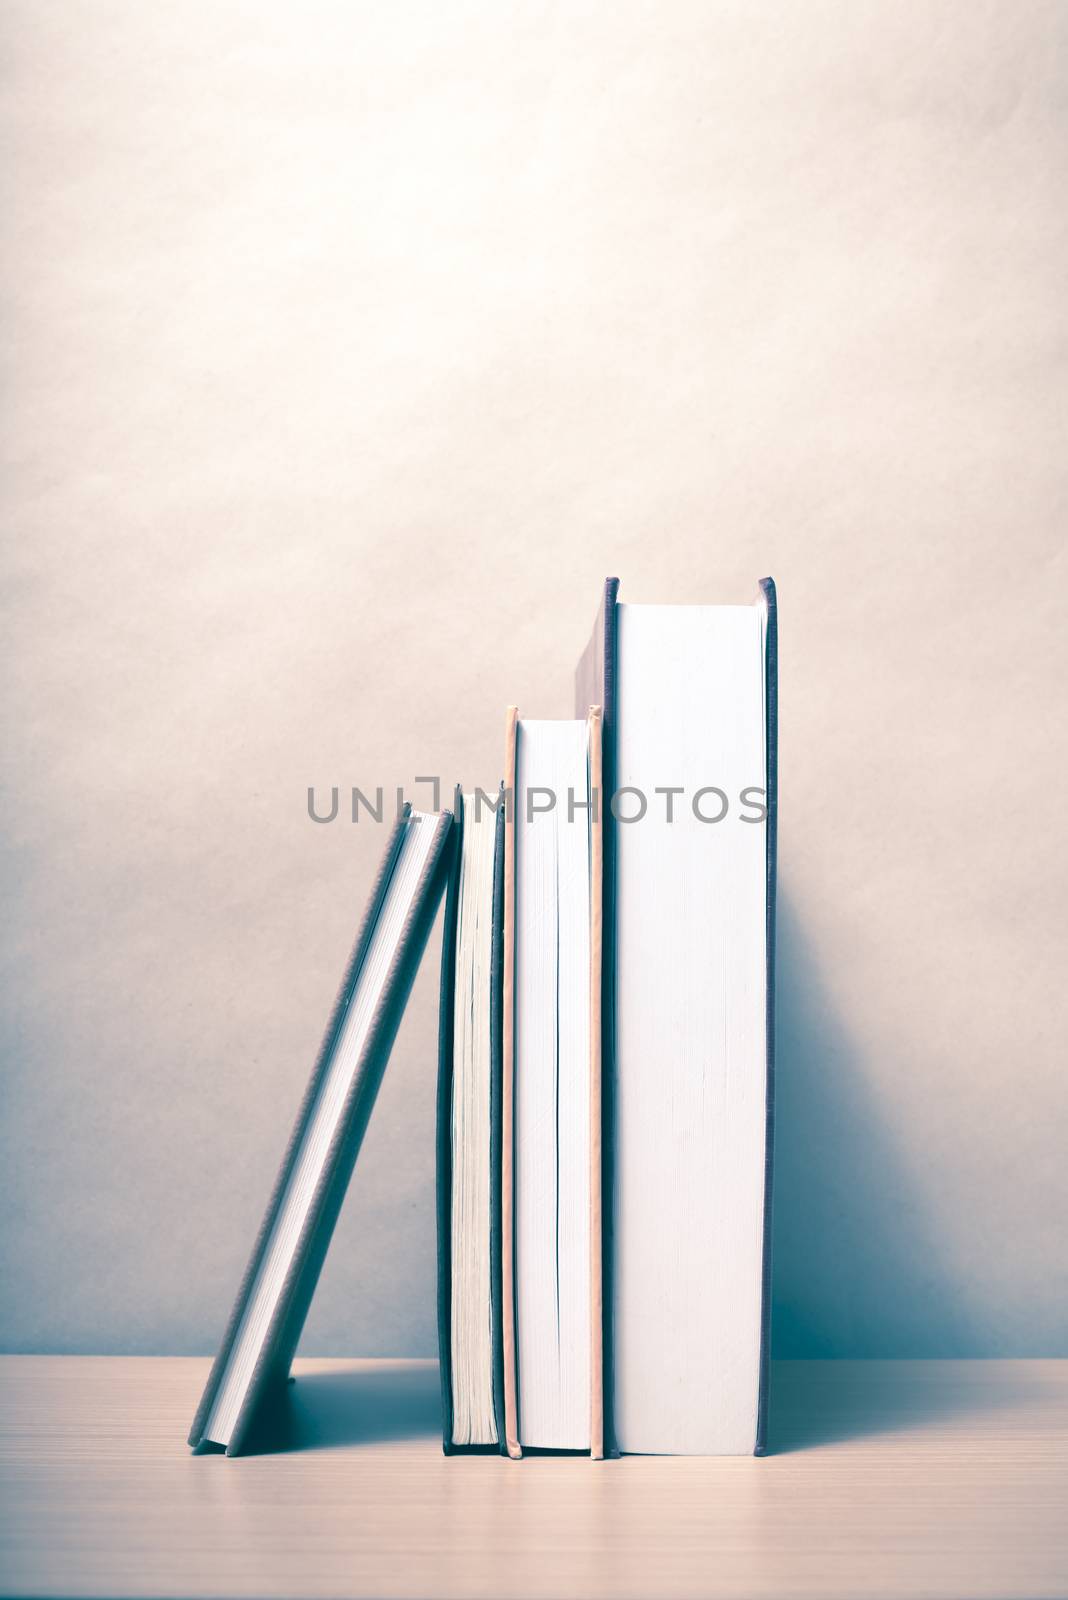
[769,888,977,1360]
[767,888,987,1448]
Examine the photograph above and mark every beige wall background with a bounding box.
[2,1,1065,1357]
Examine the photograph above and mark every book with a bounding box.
[576,578,778,1455]
[436,789,507,1453]
[188,805,453,1456]
[500,706,604,1455]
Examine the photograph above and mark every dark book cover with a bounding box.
[436,790,508,1454]
[500,709,521,1458]
[575,579,620,1459]
[189,805,453,1456]
[754,575,778,1456]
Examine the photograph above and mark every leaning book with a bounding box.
[189,805,452,1456]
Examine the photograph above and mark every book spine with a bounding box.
[587,706,605,1461]
[218,811,452,1456]
[436,791,464,1454]
[576,578,621,1459]
[500,707,522,1460]
[188,809,413,1451]
[488,791,508,1453]
[754,576,778,1457]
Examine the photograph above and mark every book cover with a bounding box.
[189,806,453,1456]
[436,790,508,1454]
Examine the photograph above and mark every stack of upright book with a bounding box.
[189,577,777,1460]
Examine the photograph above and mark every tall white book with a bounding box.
[577,578,777,1456]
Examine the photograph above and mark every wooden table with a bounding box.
[0,1358,1064,1598]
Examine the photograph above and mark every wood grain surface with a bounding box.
[0,1358,1064,1599]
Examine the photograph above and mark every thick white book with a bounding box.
[499,707,605,1456]
[576,578,778,1456]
